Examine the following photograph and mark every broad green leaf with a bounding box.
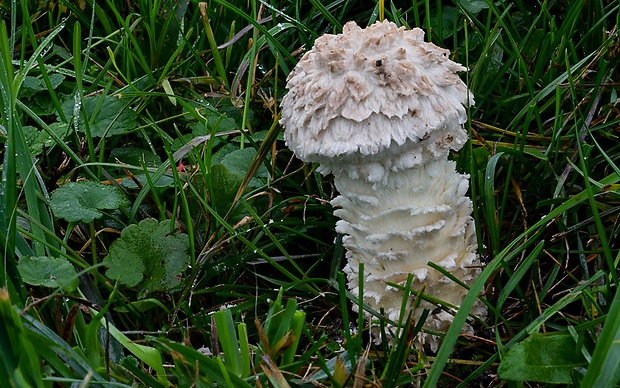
[19,74,65,98]
[121,174,175,189]
[103,218,190,298]
[182,100,239,132]
[109,147,161,167]
[210,147,268,213]
[61,94,138,137]
[305,351,355,382]
[498,332,588,384]
[459,0,489,14]
[210,163,241,213]
[17,256,79,292]
[23,122,69,156]
[428,6,459,39]
[50,181,129,223]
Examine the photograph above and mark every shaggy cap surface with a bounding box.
[281,20,473,165]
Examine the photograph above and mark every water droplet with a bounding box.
[39,42,53,58]
[72,93,82,133]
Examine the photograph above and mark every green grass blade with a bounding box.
[307,0,342,30]
[199,3,230,89]
[0,20,26,304]
[20,308,107,381]
[581,269,620,387]
[424,172,620,387]
[237,322,252,377]
[120,356,169,388]
[154,338,253,387]
[0,289,45,388]
[101,316,171,386]
[210,0,295,66]
[496,240,545,311]
[483,152,504,255]
[214,308,243,376]
[281,309,306,367]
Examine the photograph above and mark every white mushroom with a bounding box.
[280,20,486,350]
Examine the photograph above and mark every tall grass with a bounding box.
[0,0,619,386]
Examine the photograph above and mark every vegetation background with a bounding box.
[1,0,619,386]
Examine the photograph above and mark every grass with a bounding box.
[1,0,619,386]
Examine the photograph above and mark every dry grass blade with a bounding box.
[260,353,291,388]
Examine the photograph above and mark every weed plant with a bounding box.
[1,0,619,386]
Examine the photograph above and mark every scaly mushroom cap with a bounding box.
[280,20,473,178]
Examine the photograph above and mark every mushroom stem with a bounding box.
[332,158,482,346]
[280,20,486,350]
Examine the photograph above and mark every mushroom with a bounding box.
[280,20,486,350]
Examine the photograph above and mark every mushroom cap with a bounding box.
[280,20,473,170]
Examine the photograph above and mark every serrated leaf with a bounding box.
[109,147,161,167]
[61,94,138,137]
[498,332,588,384]
[214,147,268,182]
[459,0,489,14]
[182,100,239,132]
[210,147,267,213]
[23,122,69,156]
[17,256,79,291]
[121,174,175,189]
[20,74,65,98]
[103,219,190,298]
[50,181,129,223]
[32,93,58,116]
[428,6,459,40]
